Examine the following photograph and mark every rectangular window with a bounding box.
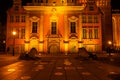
[51,22,57,34]
[10,16,14,22]
[82,28,87,39]
[94,28,99,39]
[32,22,37,33]
[89,29,93,39]
[88,15,92,23]
[14,6,19,11]
[82,15,86,23]
[16,16,20,22]
[89,6,94,11]
[70,22,76,33]
[21,16,26,22]
[21,28,25,39]
[94,15,98,23]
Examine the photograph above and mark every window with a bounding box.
[89,28,93,39]
[94,15,98,23]
[10,16,14,22]
[88,15,92,23]
[21,16,26,22]
[82,15,86,23]
[14,6,19,11]
[16,16,20,22]
[21,28,25,39]
[51,22,57,34]
[32,22,37,33]
[89,6,94,11]
[70,22,76,33]
[94,28,98,39]
[82,27,87,39]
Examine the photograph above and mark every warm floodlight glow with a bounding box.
[108,41,112,45]
[8,68,16,72]
[12,31,16,35]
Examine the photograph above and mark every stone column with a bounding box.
[25,13,30,52]
[78,14,82,48]
[39,15,44,53]
[64,15,68,54]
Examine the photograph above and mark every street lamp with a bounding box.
[12,31,16,56]
[108,41,112,45]
[108,41,112,56]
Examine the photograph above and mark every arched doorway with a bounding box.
[69,40,78,54]
[30,37,39,51]
[49,45,59,54]
[48,44,60,54]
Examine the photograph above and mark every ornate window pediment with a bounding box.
[30,16,39,22]
[68,16,78,22]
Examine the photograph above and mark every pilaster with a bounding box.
[78,14,82,48]
[39,15,44,53]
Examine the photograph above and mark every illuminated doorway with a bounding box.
[49,44,60,54]
[69,40,78,53]
[30,37,38,51]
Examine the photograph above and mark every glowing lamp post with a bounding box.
[108,41,112,45]
[12,31,16,56]
[108,41,112,56]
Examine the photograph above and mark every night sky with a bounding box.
[0,0,120,25]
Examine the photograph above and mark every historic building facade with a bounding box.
[112,10,120,48]
[6,0,112,54]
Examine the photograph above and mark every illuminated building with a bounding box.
[6,0,112,54]
[112,10,120,48]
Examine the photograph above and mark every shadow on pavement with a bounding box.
[97,57,120,67]
[108,73,120,80]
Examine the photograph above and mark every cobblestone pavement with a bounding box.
[0,55,120,80]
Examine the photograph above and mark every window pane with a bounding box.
[89,29,93,39]
[51,22,56,34]
[88,15,92,23]
[94,28,98,39]
[89,6,94,11]
[21,16,26,22]
[16,16,20,22]
[32,22,37,33]
[82,28,87,39]
[10,16,14,22]
[94,15,98,23]
[82,15,86,23]
[14,6,19,11]
[70,22,76,33]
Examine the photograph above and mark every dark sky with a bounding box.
[0,0,120,25]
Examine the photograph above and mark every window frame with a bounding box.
[51,22,57,34]
[32,22,38,33]
[70,22,76,33]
